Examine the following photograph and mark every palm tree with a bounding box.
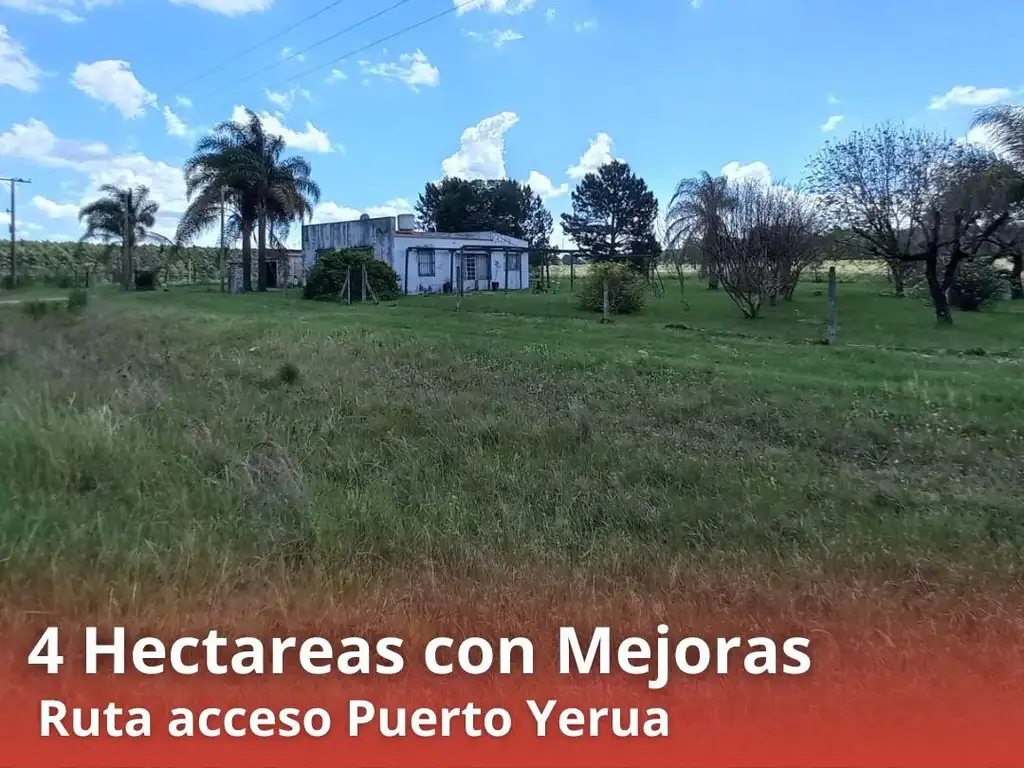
[971,105,1024,166]
[78,184,171,288]
[176,108,320,292]
[665,171,734,290]
[971,105,1024,298]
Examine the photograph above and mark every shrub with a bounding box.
[67,289,89,313]
[277,362,300,384]
[948,260,1007,311]
[22,300,52,319]
[302,248,400,302]
[577,261,647,315]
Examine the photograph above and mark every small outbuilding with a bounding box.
[300,214,531,295]
[228,249,304,292]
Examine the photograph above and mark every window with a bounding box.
[506,252,521,271]
[417,249,435,277]
[463,254,477,281]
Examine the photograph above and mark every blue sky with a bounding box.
[2,0,1023,246]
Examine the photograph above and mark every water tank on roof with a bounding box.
[396,214,416,231]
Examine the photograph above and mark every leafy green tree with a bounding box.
[560,161,659,260]
[415,178,552,248]
[177,108,320,291]
[78,184,171,288]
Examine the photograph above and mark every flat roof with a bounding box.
[393,230,527,242]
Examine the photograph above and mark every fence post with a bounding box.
[346,266,351,304]
[456,265,462,312]
[827,266,837,344]
[602,277,610,323]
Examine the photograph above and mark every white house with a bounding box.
[300,214,531,295]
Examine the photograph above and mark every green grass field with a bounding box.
[1,276,1022,619]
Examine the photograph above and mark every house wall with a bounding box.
[228,255,302,292]
[392,233,531,295]
[300,216,397,280]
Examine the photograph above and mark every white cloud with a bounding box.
[326,68,348,83]
[573,18,597,32]
[0,118,111,168]
[691,0,702,7]
[526,170,568,200]
[567,132,617,179]
[312,198,414,224]
[1,208,42,233]
[163,106,190,137]
[362,50,439,90]
[175,95,193,108]
[32,195,79,219]
[456,0,535,14]
[928,85,1013,110]
[545,8,554,21]
[721,160,772,186]
[0,24,41,92]
[230,105,333,153]
[265,86,310,111]
[827,93,841,105]
[441,111,519,180]
[0,0,82,23]
[280,46,306,62]
[0,118,189,242]
[2,0,270,25]
[465,28,524,48]
[170,0,273,15]
[821,114,844,132]
[71,60,156,119]
[958,124,1007,159]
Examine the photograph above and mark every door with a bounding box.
[475,253,491,290]
[505,252,522,290]
[460,251,489,292]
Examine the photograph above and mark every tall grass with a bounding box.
[0,281,1022,619]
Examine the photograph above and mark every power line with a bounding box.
[271,0,475,90]
[199,0,422,100]
[173,0,361,91]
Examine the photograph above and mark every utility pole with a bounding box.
[1,176,31,288]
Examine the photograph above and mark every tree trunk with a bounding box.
[241,222,253,292]
[889,261,904,297]
[925,257,952,325]
[1011,253,1023,300]
[122,238,130,290]
[674,262,685,300]
[257,206,268,292]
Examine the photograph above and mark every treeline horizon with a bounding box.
[0,239,238,286]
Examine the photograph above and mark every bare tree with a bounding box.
[807,122,1015,324]
[705,180,824,318]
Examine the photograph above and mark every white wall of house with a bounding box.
[392,232,531,295]
[299,216,531,296]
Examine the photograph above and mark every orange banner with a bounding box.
[2,618,1022,767]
